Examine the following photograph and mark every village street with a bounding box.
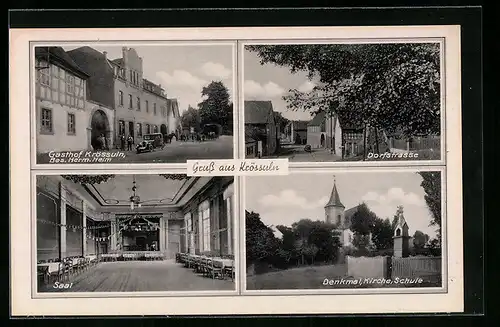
[38,135,234,164]
[111,135,234,163]
[267,144,342,162]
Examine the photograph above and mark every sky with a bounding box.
[63,44,234,114]
[244,47,318,121]
[245,171,441,238]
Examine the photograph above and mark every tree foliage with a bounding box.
[371,218,394,250]
[349,203,377,235]
[247,214,341,269]
[197,81,233,134]
[246,44,440,138]
[180,105,201,132]
[418,171,442,237]
[412,230,430,250]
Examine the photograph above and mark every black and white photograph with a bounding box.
[34,44,235,164]
[245,170,443,291]
[243,43,442,162]
[35,173,236,293]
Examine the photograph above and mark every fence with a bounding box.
[390,136,441,151]
[391,256,441,278]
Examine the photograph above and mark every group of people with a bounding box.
[119,134,135,151]
[94,134,109,151]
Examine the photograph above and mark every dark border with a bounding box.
[10,6,484,317]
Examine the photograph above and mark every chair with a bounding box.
[208,259,224,279]
[37,266,49,286]
[223,263,235,282]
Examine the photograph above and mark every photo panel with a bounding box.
[241,41,444,165]
[242,169,446,294]
[32,42,237,166]
[33,172,239,296]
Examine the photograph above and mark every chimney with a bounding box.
[103,51,107,59]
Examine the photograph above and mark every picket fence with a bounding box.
[391,256,441,278]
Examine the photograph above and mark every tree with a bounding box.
[180,105,201,132]
[246,44,440,140]
[418,171,442,237]
[198,81,232,134]
[245,211,279,265]
[413,230,430,250]
[274,111,290,134]
[350,203,377,236]
[371,218,394,250]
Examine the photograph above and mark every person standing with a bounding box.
[120,134,125,151]
[127,134,133,151]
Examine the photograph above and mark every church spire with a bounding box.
[325,175,344,208]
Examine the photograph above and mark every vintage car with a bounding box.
[136,133,165,153]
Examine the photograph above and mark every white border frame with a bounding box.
[240,167,448,296]
[30,41,239,170]
[10,25,463,315]
[30,171,241,299]
[239,38,446,167]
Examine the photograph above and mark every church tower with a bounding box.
[324,176,346,228]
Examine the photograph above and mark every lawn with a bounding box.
[246,264,441,290]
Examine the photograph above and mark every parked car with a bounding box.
[136,133,165,153]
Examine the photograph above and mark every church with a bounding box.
[324,177,371,247]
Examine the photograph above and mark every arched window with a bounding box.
[395,228,401,236]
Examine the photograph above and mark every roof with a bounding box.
[167,99,180,118]
[337,114,364,130]
[325,181,345,208]
[308,111,326,127]
[110,58,124,66]
[35,47,89,79]
[244,101,275,125]
[292,120,309,130]
[66,46,115,108]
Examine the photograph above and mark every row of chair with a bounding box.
[37,255,98,286]
[176,253,235,281]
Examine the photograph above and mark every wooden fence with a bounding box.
[391,256,441,278]
[390,136,441,151]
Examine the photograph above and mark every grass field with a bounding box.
[246,264,441,290]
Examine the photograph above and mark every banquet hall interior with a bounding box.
[35,173,236,293]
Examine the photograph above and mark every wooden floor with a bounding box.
[40,260,235,293]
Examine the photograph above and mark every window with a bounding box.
[145,100,149,113]
[199,202,211,252]
[185,212,193,253]
[119,120,125,136]
[129,94,133,109]
[67,113,76,134]
[40,108,53,133]
[37,60,50,86]
[118,91,123,106]
[145,124,150,134]
[136,123,142,137]
[153,125,158,133]
[129,70,133,82]
[137,97,141,111]
[153,103,157,115]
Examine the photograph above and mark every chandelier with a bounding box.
[129,176,141,210]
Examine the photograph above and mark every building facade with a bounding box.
[244,100,278,157]
[284,120,308,145]
[308,110,365,159]
[110,48,170,147]
[35,47,115,153]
